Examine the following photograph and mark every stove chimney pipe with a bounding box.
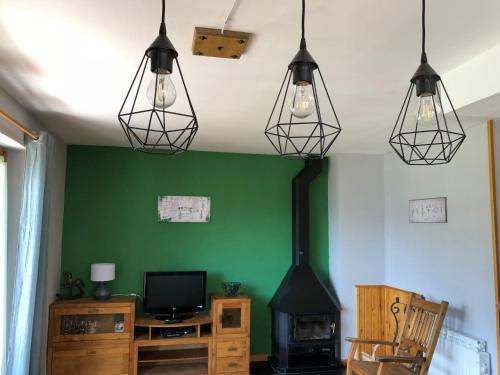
[292,159,322,266]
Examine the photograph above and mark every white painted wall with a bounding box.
[328,124,497,372]
[442,44,500,113]
[1,87,67,375]
[384,123,497,372]
[328,154,386,359]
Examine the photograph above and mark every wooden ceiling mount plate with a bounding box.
[192,27,252,59]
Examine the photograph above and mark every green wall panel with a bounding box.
[61,146,329,354]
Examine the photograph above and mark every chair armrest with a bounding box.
[376,355,424,364]
[345,337,398,346]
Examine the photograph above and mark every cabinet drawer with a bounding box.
[216,339,247,357]
[51,345,129,375]
[215,356,247,373]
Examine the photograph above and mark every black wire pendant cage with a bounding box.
[118,0,198,155]
[389,0,465,165]
[264,63,342,160]
[264,0,341,160]
[389,78,465,165]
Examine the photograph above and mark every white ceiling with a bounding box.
[1,0,500,154]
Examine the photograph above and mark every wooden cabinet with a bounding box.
[211,295,250,375]
[133,314,213,375]
[48,295,251,375]
[47,297,135,375]
[131,296,251,375]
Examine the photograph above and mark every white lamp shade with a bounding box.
[91,263,115,282]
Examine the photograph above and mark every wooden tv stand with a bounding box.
[133,313,213,375]
[133,295,251,375]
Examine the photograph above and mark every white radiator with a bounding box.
[430,328,490,375]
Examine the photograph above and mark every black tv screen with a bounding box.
[143,271,207,315]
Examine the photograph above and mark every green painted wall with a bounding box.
[61,146,329,354]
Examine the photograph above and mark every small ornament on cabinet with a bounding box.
[221,281,241,297]
[114,320,125,333]
[56,271,85,299]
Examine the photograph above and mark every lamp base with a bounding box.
[93,282,111,300]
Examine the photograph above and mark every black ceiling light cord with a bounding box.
[389,0,465,165]
[264,0,341,159]
[118,0,198,155]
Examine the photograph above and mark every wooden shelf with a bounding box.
[136,332,212,341]
[151,332,197,340]
[138,348,208,364]
[52,332,130,342]
[135,314,212,328]
[134,314,213,375]
[135,336,212,348]
[138,363,208,375]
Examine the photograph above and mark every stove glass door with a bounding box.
[293,315,334,341]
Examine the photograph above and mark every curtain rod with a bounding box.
[0,109,39,140]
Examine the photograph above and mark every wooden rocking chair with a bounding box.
[346,295,448,375]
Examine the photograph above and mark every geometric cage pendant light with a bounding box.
[118,0,198,154]
[389,0,465,165]
[264,0,342,159]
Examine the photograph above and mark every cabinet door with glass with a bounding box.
[212,295,250,337]
[49,297,134,342]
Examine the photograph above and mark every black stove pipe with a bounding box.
[292,159,322,266]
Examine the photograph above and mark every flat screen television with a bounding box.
[143,271,207,322]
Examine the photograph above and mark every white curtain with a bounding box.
[6,132,53,375]
[0,154,7,375]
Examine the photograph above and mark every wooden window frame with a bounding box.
[487,119,500,375]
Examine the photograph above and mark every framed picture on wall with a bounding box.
[409,197,447,223]
[158,196,211,223]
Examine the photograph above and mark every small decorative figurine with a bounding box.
[56,272,85,299]
[221,282,241,297]
[85,320,97,334]
[114,321,125,333]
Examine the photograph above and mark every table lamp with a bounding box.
[91,263,115,300]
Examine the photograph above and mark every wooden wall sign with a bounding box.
[409,197,447,223]
[192,27,252,59]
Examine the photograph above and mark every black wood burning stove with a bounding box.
[269,160,342,374]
